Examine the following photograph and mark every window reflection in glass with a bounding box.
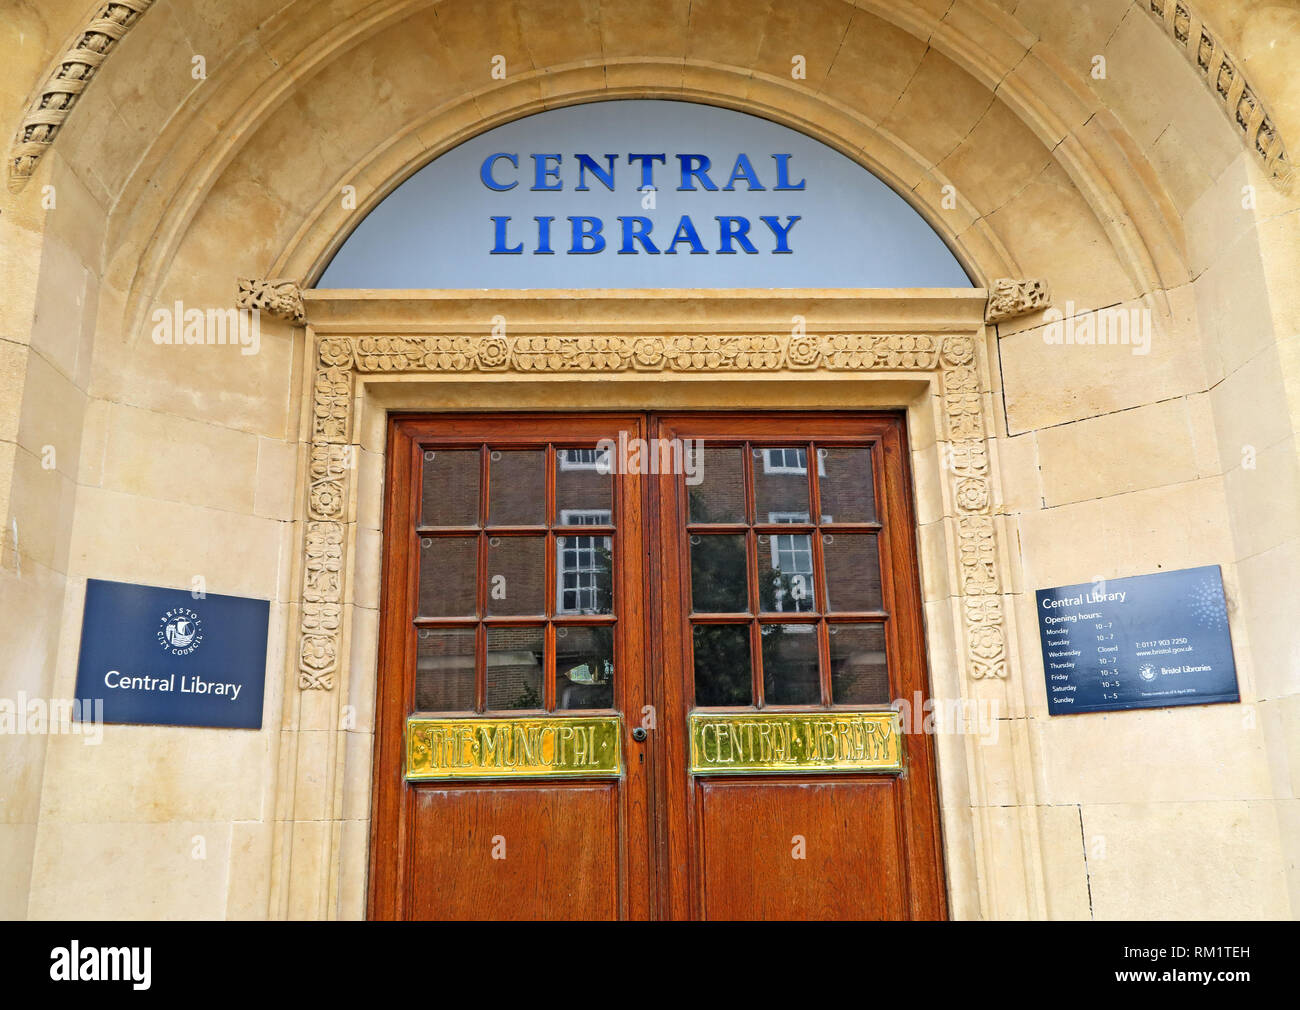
[693,624,752,706]
[556,625,614,709]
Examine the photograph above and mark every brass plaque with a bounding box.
[406,715,622,781]
[689,710,904,775]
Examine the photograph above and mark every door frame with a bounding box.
[267,288,1041,921]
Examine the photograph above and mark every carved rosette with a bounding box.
[296,330,1005,687]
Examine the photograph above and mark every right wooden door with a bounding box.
[650,412,947,920]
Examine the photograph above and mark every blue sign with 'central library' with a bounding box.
[1035,565,1238,716]
[74,579,269,729]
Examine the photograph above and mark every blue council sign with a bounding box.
[1035,565,1238,716]
[74,579,269,729]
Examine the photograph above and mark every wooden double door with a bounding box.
[370,412,946,920]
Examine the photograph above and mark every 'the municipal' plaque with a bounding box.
[1036,565,1238,716]
[74,579,269,729]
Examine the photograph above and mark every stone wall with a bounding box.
[1,0,1296,920]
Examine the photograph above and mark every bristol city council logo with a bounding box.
[157,606,204,656]
[1138,663,1157,682]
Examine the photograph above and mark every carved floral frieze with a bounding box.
[297,329,1009,689]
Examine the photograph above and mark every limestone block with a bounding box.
[1031,704,1271,806]
[519,0,603,68]
[15,350,87,480]
[68,485,284,600]
[1080,800,1290,919]
[984,161,1139,324]
[937,98,1055,215]
[1035,397,1200,507]
[38,723,273,824]
[1223,438,1300,561]
[881,49,994,168]
[225,819,273,920]
[750,0,852,91]
[1015,476,1234,590]
[102,403,259,513]
[28,820,232,920]
[1001,285,1205,432]
[820,9,928,121]
[254,437,300,522]
[1035,803,1092,920]
[1233,537,1300,700]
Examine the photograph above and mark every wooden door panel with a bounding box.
[695,778,904,920]
[408,784,620,920]
[653,412,947,921]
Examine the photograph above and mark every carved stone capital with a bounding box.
[237,277,306,324]
[985,278,1052,323]
[8,1,156,192]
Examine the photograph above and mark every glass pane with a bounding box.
[753,446,810,518]
[418,536,477,617]
[688,446,745,524]
[758,528,816,613]
[421,449,479,526]
[822,533,882,612]
[761,624,820,705]
[556,535,613,615]
[486,536,544,616]
[489,450,544,526]
[556,447,612,520]
[487,626,544,710]
[692,624,752,707]
[817,447,875,523]
[556,625,614,709]
[415,628,475,711]
[690,534,748,613]
[829,624,890,705]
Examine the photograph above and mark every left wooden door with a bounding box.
[369,414,652,920]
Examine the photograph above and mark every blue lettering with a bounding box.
[535,216,555,255]
[627,154,667,190]
[490,216,523,254]
[568,216,606,254]
[618,217,660,254]
[575,154,617,192]
[759,215,800,253]
[480,153,518,191]
[677,154,718,192]
[723,153,766,191]
[664,216,707,255]
[715,216,758,254]
[531,153,563,191]
[772,154,806,191]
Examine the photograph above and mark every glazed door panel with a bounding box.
[370,414,652,920]
[652,413,946,920]
[372,411,946,920]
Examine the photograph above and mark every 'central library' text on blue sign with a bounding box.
[316,100,973,289]
[74,579,269,729]
[482,152,804,256]
[1035,565,1238,716]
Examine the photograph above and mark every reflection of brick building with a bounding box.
[415,441,886,711]
[416,446,614,712]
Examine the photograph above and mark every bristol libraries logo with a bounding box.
[158,606,204,657]
[1139,663,1157,682]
